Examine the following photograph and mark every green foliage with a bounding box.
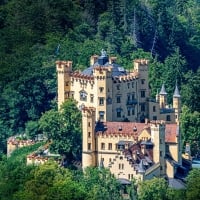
[181,69,200,112]
[39,99,82,161]
[25,120,41,140]
[186,168,200,200]
[0,142,43,200]
[0,0,199,155]
[13,162,86,200]
[81,167,123,200]
[166,187,186,200]
[9,142,44,163]
[162,47,187,103]
[181,105,200,155]
[138,178,168,200]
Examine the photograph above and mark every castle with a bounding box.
[56,50,187,183]
[56,49,180,123]
[82,108,183,181]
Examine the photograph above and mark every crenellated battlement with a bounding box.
[134,59,149,65]
[7,137,35,156]
[112,73,138,83]
[56,60,72,69]
[150,120,166,126]
[82,106,96,116]
[96,131,138,141]
[94,66,113,71]
[71,72,94,81]
[27,154,49,165]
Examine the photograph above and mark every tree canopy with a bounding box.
[39,99,82,161]
[0,0,199,155]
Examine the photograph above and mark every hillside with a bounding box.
[0,0,200,156]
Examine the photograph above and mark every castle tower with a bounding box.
[175,124,182,165]
[159,84,167,109]
[82,107,96,169]
[56,61,72,109]
[173,83,181,123]
[134,59,150,122]
[151,122,166,176]
[93,51,113,121]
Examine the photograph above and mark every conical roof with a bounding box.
[173,84,180,98]
[159,84,167,95]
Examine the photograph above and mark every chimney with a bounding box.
[90,55,98,66]
[109,56,117,64]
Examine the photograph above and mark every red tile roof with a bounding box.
[96,122,178,143]
[96,122,149,137]
[165,124,178,143]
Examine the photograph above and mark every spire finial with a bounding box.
[173,81,180,98]
[159,83,167,95]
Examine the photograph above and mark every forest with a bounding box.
[0,0,200,155]
[0,0,200,198]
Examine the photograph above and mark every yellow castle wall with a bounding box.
[109,152,144,181]
[166,159,175,178]
[168,143,179,163]
[96,134,136,167]
[56,58,159,122]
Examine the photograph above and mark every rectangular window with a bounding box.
[117,96,121,103]
[108,143,112,150]
[88,132,91,138]
[99,111,105,120]
[153,116,157,120]
[88,143,91,150]
[99,87,104,93]
[119,164,121,169]
[141,104,145,112]
[132,93,135,100]
[166,115,171,121]
[132,82,134,88]
[131,174,133,179]
[141,90,145,98]
[117,85,120,90]
[101,143,105,150]
[65,81,69,86]
[80,91,87,101]
[132,108,135,115]
[141,79,145,84]
[90,94,94,103]
[99,97,104,105]
[160,151,162,157]
[128,109,131,116]
[117,110,121,118]
[122,164,124,170]
[127,83,130,89]
[153,106,156,112]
